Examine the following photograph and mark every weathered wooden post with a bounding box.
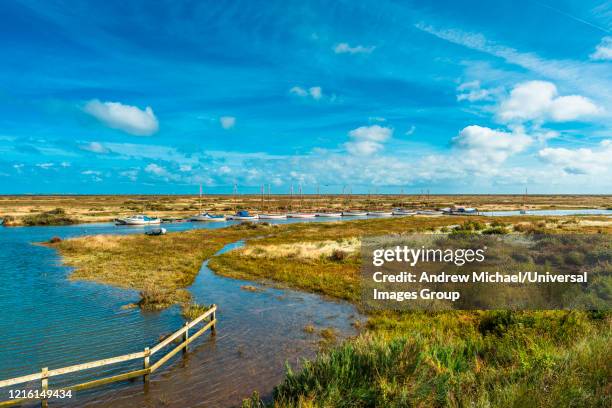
[143,347,150,383]
[211,304,217,336]
[183,322,189,354]
[41,367,49,408]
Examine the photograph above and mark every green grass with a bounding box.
[48,222,268,308]
[244,311,610,408]
[21,208,78,226]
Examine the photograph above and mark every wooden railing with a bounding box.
[0,304,217,407]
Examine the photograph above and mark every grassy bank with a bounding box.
[48,223,267,309]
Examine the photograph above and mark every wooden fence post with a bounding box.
[143,347,150,383]
[211,304,217,336]
[41,367,48,408]
[183,322,189,353]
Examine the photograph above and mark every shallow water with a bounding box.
[0,218,362,407]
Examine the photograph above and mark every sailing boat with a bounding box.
[315,185,342,217]
[520,188,528,214]
[258,184,287,219]
[287,184,316,218]
[342,186,367,216]
[191,185,226,221]
[366,187,392,217]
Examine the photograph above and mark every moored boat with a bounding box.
[116,214,161,225]
[392,209,417,216]
[315,212,342,217]
[145,227,167,236]
[287,213,317,218]
[232,210,258,221]
[190,212,226,222]
[417,210,443,215]
[441,206,478,215]
[341,211,368,216]
[367,211,393,217]
[258,213,287,219]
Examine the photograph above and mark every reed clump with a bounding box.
[21,208,77,226]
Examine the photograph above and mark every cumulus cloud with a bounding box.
[80,142,108,153]
[290,86,323,100]
[84,100,159,136]
[538,140,612,175]
[220,116,236,129]
[345,125,393,156]
[497,81,601,123]
[456,80,493,102]
[590,36,612,61]
[453,125,532,163]
[120,169,138,181]
[333,43,375,54]
[145,163,168,176]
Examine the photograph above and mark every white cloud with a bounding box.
[453,125,532,163]
[498,81,601,123]
[220,116,236,129]
[333,43,375,54]
[60,161,71,167]
[81,142,108,153]
[457,80,492,102]
[179,164,192,172]
[289,86,308,97]
[13,164,24,172]
[405,125,416,136]
[82,170,102,176]
[84,100,159,136]
[415,23,612,108]
[309,86,322,100]
[538,140,612,175]
[345,125,393,156]
[218,165,231,174]
[145,163,168,177]
[590,36,612,61]
[36,163,54,169]
[290,86,323,100]
[119,169,138,181]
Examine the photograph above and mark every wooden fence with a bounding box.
[0,304,217,407]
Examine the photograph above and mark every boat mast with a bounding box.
[233,183,238,213]
[199,184,202,212]
[290,184,294,211]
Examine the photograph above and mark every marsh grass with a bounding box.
[21,208,77,226]
[48,225,263,308]
[181,302,209,321]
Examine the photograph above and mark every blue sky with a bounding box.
[1,0,611,194]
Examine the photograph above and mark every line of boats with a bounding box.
[113,207,481,225]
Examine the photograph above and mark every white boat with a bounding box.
[342,211,368,216]
[258,213,287,219]
[190,212,226,222]
[117,214,161,225]
[417,210,443,215]
[145,227,167,236]
[392,209,417,216]
[232,210,258,221]
[287,213,317,218]
[367,211,393,217]
[441,207,478,215]
[315,212,342,217]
